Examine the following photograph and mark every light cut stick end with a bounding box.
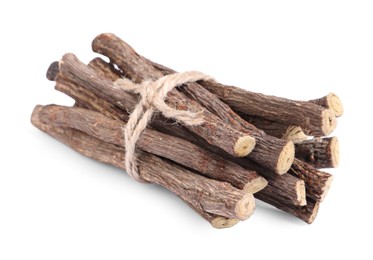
[243,177,268,194]
[330,137,340,167]
[235,193,255,220]
[296,181,307,206]
[326,93,344,117]
[211,217,240,229]
[321,109,337,136]
[284,126,308,144]
[234,135,256,157]
[276,141,295,175]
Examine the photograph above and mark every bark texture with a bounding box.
[289,159,333,202]
[37,104,267,193]
[31,106,254,223]
[309,93,344,117]
[57,54,255,158]
[239,114,308,143]
[295,137,339,168]
[91,33,294,175]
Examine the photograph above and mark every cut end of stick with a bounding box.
[327,93,344,117]
[211,217,240,229]
[235,193,255,220]
[296,181,307,206]
[234,135,256,157]
[46,61,60,81]
[319,175,334,202]
[321,109,337,136]
[243,177,268,194]
[276,141,295,174]
[307,201,321,224]
[284,126,308,144]
[330,137,340,167]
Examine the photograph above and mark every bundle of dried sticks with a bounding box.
[31,33,343,228]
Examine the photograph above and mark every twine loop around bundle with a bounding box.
[114,71,214,182]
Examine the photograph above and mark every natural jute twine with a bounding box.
[114,71,214,182]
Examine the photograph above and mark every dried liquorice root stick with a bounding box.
[88,46,294,175]
[145,51,337,136]
[289,159,333,202]
[295,137,340,169]
[255,193,320,224]
[36,104,267,193]
[238,114,308,143]
[200,81,337,136]
[31,106,254,225]
[57,54,255,158]
[309,93,344,117]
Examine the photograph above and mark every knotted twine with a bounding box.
[114,71,214,182]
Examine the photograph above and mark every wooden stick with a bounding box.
[255,194,320,224]
[56,53,255,158]
[88,41,295,175]
[309,93,344,117]
[239,114,308,143]
[295,137,340,168]
[31,106,254,224]
[145,53,337,136]
[257,176,306,206]
[289,159,333,202]
[36,104,267,193]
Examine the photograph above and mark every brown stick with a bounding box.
[89,38,295,174]
[257,176,306,206]
[289,159,333,202]
[201,82,337,136]
[295,137,340,168]
[239,114,308,143]
[145,51,337,136]
[61,57,306,205]
[36,104,267,193]
[57,53,255,158]
[309,93,344,117]
[31,106,254,223]
[255,194,320,224]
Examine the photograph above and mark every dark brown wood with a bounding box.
[57,53,255,158]
[200,81,337,137]
[239,114,308,143]
[309,93,344,117]
[257,176,306,206]
[289,159,333,202]
[90,38,295,175]
[36,104,267,193]
[31,106,255,223]
[255,194,320,224]
[295,137,339,168]
[145,51,337,136]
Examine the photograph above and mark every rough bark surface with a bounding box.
[239,114,308,143]
[255,194,320,224]
[31,106,255,222]
[57,53,254,158]
[200,80,337,136]
[145,54,337,136]
[91,34,294,175]
[37,104,267,193]
[289,159,333,202]
[309,93,344,117]
[295,137,339,168]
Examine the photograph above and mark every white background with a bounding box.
[1,1,372,259]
